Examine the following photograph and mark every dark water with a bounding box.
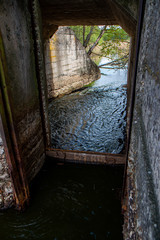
[49,59,127,153]
[0,162,124,240]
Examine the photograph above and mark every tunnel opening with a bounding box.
[45,25,131,166]
[41,25,132,239]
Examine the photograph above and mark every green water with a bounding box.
[0,162,124,240]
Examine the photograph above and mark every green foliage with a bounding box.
[103,26,129,41]
[100,26,129,59]
[70,25,130,68]
[70,26,101,46]
[70,25,129,47]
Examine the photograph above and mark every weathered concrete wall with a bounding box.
[115,0,139,20]
[125,0,160,239]
[40,0,138,38]
[31,0,51,147]
[45,27,101,98]
[0,0,46,208]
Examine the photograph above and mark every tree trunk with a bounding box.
[83,26,85,46]
[87,25,106,55]
[83,26,94,48]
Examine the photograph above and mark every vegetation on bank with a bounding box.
[70,25,130,69]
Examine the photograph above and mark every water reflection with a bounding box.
[49,58,127,153]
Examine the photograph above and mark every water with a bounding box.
[49,58,127,153]
[0,59,126,239]
[0,162,124,240]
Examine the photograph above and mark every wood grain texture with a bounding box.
[46,148,126,165]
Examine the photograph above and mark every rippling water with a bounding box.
[49,59,127,153]
[0,162,124,240]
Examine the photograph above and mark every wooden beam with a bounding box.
[46,148,126,165]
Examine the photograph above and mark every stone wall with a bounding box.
[45,27,101,98]
[125,0,160,239]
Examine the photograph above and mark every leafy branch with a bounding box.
[70,25,130,68]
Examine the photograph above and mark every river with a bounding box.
[49,58,127,153]
[0,58,127,240]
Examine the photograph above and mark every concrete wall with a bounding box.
[45,27,100,98]
[125,0,160,239]
[0,0,46,208]
[115,0,139,20]
[40,0,138,38]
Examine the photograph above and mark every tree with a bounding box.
[87,25,106,55]
[70,26,102,49]
[98,26,130,69]
[83,26,94,48]
[70,25,130,68]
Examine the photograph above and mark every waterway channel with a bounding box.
[49,58,127,153]
[0,58,127,240]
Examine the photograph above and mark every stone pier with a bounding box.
[45,27,101,98]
